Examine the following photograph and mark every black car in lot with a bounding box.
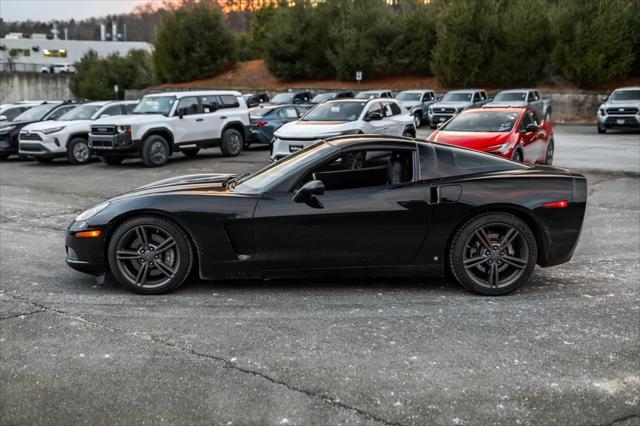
[65,135,587,296]
[243,93,270,108]
[247,104,311,146]
[269,91,314,105]
[310,91,355,104]
[0,101,81,160]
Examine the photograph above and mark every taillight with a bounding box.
[256,121,267,127]
[543,200,569,208]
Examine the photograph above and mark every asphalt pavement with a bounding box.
[1,125,639,425]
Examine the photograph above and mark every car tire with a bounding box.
[101,155,124,165]
[182,148,200,157]
[67,138,92,165]
[35,157,53,164]
[512,150,523,163]
[220,128,243,157]
[414,112,422,128]
[449,212,537,296]
[108,216,193,295]
[597,124,606,134]
[141,135,170,167]
[545,138,554,165]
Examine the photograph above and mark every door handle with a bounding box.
[220,116,227,119]
[196,118,204,122]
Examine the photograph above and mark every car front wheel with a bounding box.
[545,138,554,165]
[449,212,537,295]
[141,135,170,167]
[597,123,606,134]
[67,138,92,165]
[414,112,422,128]
[108,216,193,294]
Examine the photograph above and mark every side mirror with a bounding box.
[177,108,185,119]
[0,115,7,121]
[488,97,493,101]
[366,111,383,121]
[525,123,539,133]
[602,95,609,102]
[100,114,110,118]
[293,180,325,208]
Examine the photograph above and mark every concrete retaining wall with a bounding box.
[0,73,73,103]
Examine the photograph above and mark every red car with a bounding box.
[428,106,554,164]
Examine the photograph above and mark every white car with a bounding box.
[271,99,416,161]
[0,103,38,123]
[19,101,136,164]
[89,91,250,167]
[40,63,76,74]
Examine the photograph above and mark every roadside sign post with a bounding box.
[114,84,119,98]
[356,71,362,87]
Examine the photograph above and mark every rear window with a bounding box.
[418,143,527,180]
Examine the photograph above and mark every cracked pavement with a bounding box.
[1,125,639,425]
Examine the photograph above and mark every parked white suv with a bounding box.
[271,99,415,161]
[40,63,76,74]
[89,91,250,167]
[18,101,136,164]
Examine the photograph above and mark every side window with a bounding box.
[100,105,123,117]
[278,107,299,119]
[389,102,402,115]
[200,96,221,113]
[473,92,481,102]
[295,106,308,116]
[176,97,200,116]
[432,144,524,178]
[481,91,487,100]
[367,102,383,117]
[125,103,137,114]
[5,107,24,121]
[300,149,415,191]
[529,110,541,125]
[382,102,394,117]
[519,111,533,130]
[220,95,240,109]
[48,106,74,120]
[527,92,536,102]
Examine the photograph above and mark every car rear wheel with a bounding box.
[141,135,170,167]
[101,155,124,165]
[414,112,422,128]
[449,212,537,296]
[220,129,243,157]
[67,138,92,165]
[181,148,200,157]
[545,138,554,165]
[108,216,193,295]
[512,150,523,163]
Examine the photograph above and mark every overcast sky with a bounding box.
[1,0,145,22]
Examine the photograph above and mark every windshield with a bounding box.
[354,91,379,99]
[301,102,366,121]
[271,93,294,104]
[493,92,527,102]
[444,111,520,132]
[235,142,336,193]
[311,93,335,103]
[59,105,102,121]
[396,92,422,101]
[13,104,58,122]
[442,92,472,102]
[133,96,176,115]
[610,90,640,101]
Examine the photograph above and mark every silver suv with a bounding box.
[597,87,640,134]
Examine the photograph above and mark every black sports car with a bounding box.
[66,135,587,295]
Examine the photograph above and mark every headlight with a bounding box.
[42,126,65,134]
[488,142,510,154]
[0,125,16,133]
[75,202,110,221]
[117,125,131,134]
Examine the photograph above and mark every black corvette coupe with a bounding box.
[66,135,587,295]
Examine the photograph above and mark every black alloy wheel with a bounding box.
[449,213,537,295]
[108,216,193,294]
[141,135,170,167]
[545,138,554,165]
[220,129,243,157]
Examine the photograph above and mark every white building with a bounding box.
[0,31,153,73]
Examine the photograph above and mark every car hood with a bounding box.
[430,101,472,110]
[23,119,91,132]
[93,114,166,125]
[109,173,236,201]
[430,130,510,150]
[398,100,421,109]
[275,120,355,138]
[601,100,640,108]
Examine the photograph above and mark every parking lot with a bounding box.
[0,125,638,425]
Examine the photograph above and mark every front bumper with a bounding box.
[65,221,108,275]
[19,132,66,157]
[89,133,139,155]
[0,133,17,155]
[597,114,640,129]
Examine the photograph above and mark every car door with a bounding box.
[527,110,548,163]
[252,147,432,272]
[360,102,388,134]
[382,101,405,136]
[172,96,202,144]
[517,111,544,163]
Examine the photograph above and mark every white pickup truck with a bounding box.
[89,91,250,167]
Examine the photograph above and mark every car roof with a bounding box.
[325,134,417,149]
[497,89,536,93]
[478,106,528,112]
[613,86,640,91]
[145,90,242,98]
[448,89,484,93]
